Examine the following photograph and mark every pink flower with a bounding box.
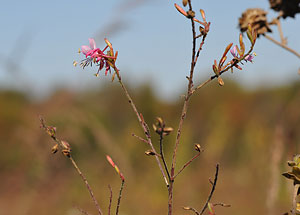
[230,45,238,58]
[78,38,117,76]
[244,54,254,62]
[230,45,254,62]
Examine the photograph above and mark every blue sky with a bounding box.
[0,0,299,100]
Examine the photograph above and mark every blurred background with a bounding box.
[1,0,300,215]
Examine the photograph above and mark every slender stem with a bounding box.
[276,19,286,45]
[292,184,299,215]
[183,207,200,215]
[171,0,197,182]
[132,133,148,144]
[192,45,255,94]
[76,206,92,215]
[264,34,300,59]
[194,34,207,66]
[173,152,201,179]
[115,71,169,187]
[70,156,103,215]
[160,133,171,182]
[199,164,219,215]
[108,185,113,215]
[116,180,125,215]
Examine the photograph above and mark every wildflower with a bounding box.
[244,54,254,62]
[78,38,117,76]
[230,45,238,58]
[230,45,255,62]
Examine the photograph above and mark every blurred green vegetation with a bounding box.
[1,80,300,215]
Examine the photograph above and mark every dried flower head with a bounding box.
[269,0,300,18]
[239,8,272,37]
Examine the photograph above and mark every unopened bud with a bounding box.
[62,149,71,158]
[187,10,195,18]
[194,144,203,152]
[61,140,71,151]
[182,0,188,7]
[51,144,59,154]
[156,117,164,127]
[163,127,174,136]
[145,150,156,156]
[46,126,56,137]
[200,9,206,21]
[218,77,224,86]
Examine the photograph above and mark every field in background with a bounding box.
[1,80,299,215]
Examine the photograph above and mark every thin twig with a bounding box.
[39,117,103,215]
[213,203,231,207]
[115,71,169,187]
[174,152,201,179]
[264,34,300,59]
[108,185,113,215]
[194,33,208,66]
[183,206,200,215]
[169,1,201,215]
[116,180,125,215]
[276,19,286,45]
[292,184,300,215]
[160,133,171,182]
[192,44,255,94]
[200,164,220,215]
[76,206,93,215]
[70,157,103,215]
[132,133,148,144]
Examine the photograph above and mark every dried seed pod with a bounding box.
[218,77,224,86]
[145,150,156,156]
[182,0,188,7]
[239,8,272,37]
[163,127,174,136]
[51,144,59,154]
[61,140,71,151]
[194,144,203,152]
[269,0,300,18]
[62,149,71,158]
[187,10,195,18]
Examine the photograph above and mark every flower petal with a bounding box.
[230,45,237,57]
[89,38,96,49]
[81,45,91,55]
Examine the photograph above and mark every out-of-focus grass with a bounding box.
[0,81,299,215]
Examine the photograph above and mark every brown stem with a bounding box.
[276,19,286,45]
[116,180,125,215]
[192,45,255,94]
[132,133,148,144]
[264,34,300,59]
[108,185,113,215]
[171,0,197,182]
[160,133,171,181]
[200,164,219,215]
[173,152,201,179]
[70,156,103,215]
[292,184,299,215]
[115,71,169,187]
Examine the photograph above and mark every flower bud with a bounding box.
[145,150,156,156]
[182,0,188,7]
[187,10,195,18]
[61,140,71,151]
[163,127,174,136]
[194,144,203,152]
[62,149,71,158]
[51,144,59,154]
